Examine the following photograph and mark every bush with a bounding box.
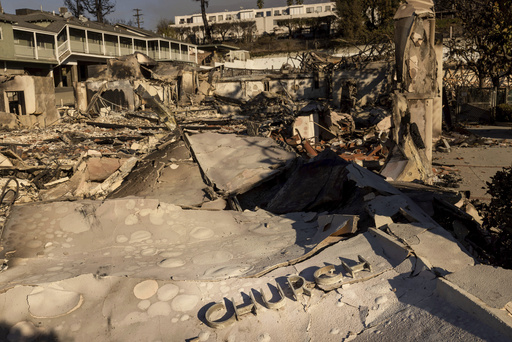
[495,103,512,122]
[478,166,512,268]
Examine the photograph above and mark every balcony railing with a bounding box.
[58,40,70,58]
[14,45,36,58]
[14,30,197,64]
[37,47,56,60]
[88,42,103,55]
[70,40,86,53]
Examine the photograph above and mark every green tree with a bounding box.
[363,0,400,32]
[239,21,257,43]
[335,0,366,40]
[450,0,512,88]
[176,27,192,42]
[257,0,264,9]
[156,19,176,38]
[276,18,298,38]
[334,0,400,41]
[211,22,233,41]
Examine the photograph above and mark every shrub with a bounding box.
[495,103,512,122]
[478,166,512,268]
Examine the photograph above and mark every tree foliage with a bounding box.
[156,19,176,37]
[477,166,512,269]
[449,0,512,88]
[257,0,264,9]
[276,17,334,39]
[211,22,233,41]
[334,0,400,41]
[335,0,366,40]
[175,26,193,42]
[82,0,115,23]
[63,0,85,17]
[63,0,115,23]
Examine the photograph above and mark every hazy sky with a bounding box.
[2,0,325,31]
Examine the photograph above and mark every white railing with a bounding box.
[46,35,196,65]
[58,40,69,58]
[14,45,35,58]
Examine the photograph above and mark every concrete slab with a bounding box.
[366,195,438,227]
[437,278,512,340]
[385,222,474,275]
[387,223,429,246]
[354,292,511,342]
[109,139,207,207]
[186,132,296,195]
[444,264,512,309]
[0,199,354,286]
[0,215,508,341]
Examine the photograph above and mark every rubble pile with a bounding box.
[0,22,511,338]
[2,0,512,337]
[0,112,171,208]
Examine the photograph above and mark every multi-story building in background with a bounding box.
[173,2,336,39]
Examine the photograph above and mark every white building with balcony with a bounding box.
[173,2,336,38]
[0,8,199,84]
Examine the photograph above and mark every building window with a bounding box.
[179,19,185,24]
[290,7,303,15]
[256,12,263,18]
[6,91,25,115]
[266,11,272,16]
[325,5,331,11]
[209,16,216,22]
[274,10,281,16]
[240,12,254,20]
[316,6,322,12]
[226,14,232,20]
[306,7,313,13]
[218,15,223,21]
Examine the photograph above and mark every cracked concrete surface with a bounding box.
[0,213,510,341]
[186,132,296,195]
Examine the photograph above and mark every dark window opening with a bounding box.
[264,81,270,92]
[6,91,26,115]
[314,73,320,89]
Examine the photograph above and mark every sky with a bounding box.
[2,0,325,31]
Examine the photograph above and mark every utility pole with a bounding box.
[133,9,144,28]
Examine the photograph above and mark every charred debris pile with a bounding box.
[0,52,493,263]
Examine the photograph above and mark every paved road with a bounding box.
[433,125,512,201]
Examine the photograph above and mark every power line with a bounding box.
[133,8,144,29]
